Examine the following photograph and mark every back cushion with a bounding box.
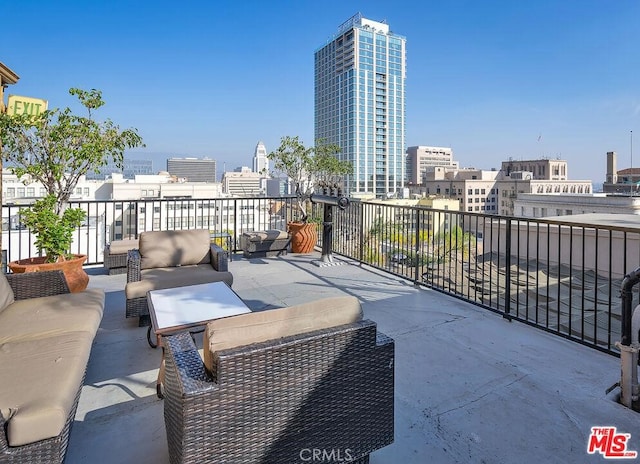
[139,229,211,269]
[203,296,363,373]
[0,273,15,313]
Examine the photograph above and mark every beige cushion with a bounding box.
[0,332,94,446]
[107,239,138,255]
[203,296,362,373]
[139,229,211,269]
[0,274,15,314]
[243,230,289,242]
[0,289,104,344]
[125,265,234,299]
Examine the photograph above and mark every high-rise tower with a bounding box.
[315,13,406,197]
[253,141,268,174]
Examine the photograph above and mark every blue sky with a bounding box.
[3,0,639,182]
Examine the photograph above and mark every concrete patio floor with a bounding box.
[66,252,639,464]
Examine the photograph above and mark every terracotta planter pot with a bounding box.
[8,254,89,293]
[288,222,318,254]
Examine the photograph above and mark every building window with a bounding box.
[84,188,90,196]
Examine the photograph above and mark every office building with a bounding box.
[315,13,406,198]
[253,141,269,175]
[406,146,458,184]
[413,160,592,216]
[501,158,568,180]
[603,151,640,193]
[85,159,154,180]
[167,157,217,183]
[221,167,264,197]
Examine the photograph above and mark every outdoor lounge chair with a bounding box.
[162,296,394,464]
[125,229,233,325]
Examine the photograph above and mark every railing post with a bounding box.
[504,217,512,320]
[414,208,421,284]
[359,203,365,263]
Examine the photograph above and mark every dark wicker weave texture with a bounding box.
[163,320,394,464]
[103,247,129,275]
[6,270,70,300]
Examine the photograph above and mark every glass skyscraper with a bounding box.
[315,13,406,198]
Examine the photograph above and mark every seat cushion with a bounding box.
[139,229,211,269]
[0,273,15,314]
[0,289,105,344]
[242,230,289,242]
[0,332,94,446]
[203,296,362,373]
[125,265,234,299]
[106,238,138,255]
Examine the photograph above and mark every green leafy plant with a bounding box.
[267,136,352,223]
[20,194,86,261]
[0,88,144,261]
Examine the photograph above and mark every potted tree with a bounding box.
[0,88,144,291]
[267,136,351,253]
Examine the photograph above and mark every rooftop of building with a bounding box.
[62,251,639,463]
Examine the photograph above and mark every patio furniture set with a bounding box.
[1,228,395,463]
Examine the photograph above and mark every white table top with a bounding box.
[147,281,251,333]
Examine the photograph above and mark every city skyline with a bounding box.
[2,0,639,184]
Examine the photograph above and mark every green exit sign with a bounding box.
[7,95,47,117]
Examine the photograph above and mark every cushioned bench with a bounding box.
[240,229,290,258]
[0,271,105,464]
[103,239,138,275]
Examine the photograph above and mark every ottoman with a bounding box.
[104,238,138,274]
[240,230,290,258]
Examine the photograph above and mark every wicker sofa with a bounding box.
[0,271,105,464]
[163,296,394,464]
[125,229,233,325]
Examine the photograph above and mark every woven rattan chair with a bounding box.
[163,317,394,464]
[125,230,232,326]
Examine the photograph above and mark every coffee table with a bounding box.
[147,281,251,397]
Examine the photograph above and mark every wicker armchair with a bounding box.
[163,318,394,464]
[125,230,233,325]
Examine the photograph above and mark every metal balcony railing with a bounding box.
[320,201,640,356]
[3,197,638,356]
